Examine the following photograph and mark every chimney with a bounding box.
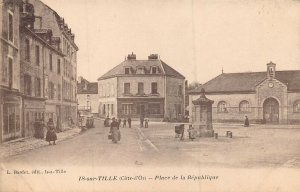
[127,52,136,60]
[148,54,158,60]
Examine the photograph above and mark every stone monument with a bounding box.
[192,88,214,137]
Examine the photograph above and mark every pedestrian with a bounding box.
[123,118,127,128]
[46,118,57,145]
[144,117,149,128]
[140,115,144,128]
[110,117,121,143]
[118,118,122,128]
[127,116,132,128]
[244,116,249,127]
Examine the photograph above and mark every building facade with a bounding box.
[27,0,79,130]
[0,0,23,143]
[98,53,185,120]
[189,62,300,124]
[77,76,98,115]
[0,0,78,143]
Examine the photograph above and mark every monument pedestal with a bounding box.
[191,89,214,138]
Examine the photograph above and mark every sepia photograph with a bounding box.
[0,0,300,191]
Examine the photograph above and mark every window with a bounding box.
[178,85,182,96]
[217,101,228,113]
[111,104,114,115]
[136,67,144,74]
[8,58,13,88]
[35,45,40,65]
[124,83,130,95]
[25,39,30,61]
[293,100,300,113]
[8,12,13,42]
[57,59,61,74]
[57,83,61,100]
[35,77,41,97]
[49,54,53,71]
[122,104,133,115]
[125,67,130,74]
[151,82,158,94]
[149,103,161,114]
[152,67,157,74]
[138,82,144,95]
[103,105,106,115]
[239,100,250,113]
[48,82,55,99]
[24,75,31,95]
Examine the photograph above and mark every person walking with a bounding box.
[127,116,132,128]
[46,118,57,145]
[122,118,127,128]
[244,116,249,127]
[110,117,121,143]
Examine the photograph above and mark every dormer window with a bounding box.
[125,67,130,74]
[152,67,157,74]
[136,67,144,74]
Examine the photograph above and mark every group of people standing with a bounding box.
[117,116,132,128]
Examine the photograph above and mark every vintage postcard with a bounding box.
[0,0,300,191]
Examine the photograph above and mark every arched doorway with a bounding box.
[263,98,279,124]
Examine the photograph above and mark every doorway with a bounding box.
[263,98,279,124]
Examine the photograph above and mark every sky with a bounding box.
[42,0,300,84]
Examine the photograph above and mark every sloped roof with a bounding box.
[77,79,98,94]
[189,70,300,94]
[98,59,185,80]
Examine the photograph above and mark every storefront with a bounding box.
[0,92,22,143]
[23,98,45,138]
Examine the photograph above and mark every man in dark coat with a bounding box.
[127,116,132,128]
[244,116,249,127]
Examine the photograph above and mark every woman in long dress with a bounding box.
[110,117,121,143]
[46,118,57,145]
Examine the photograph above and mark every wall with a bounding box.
[165,77,185,119]
[98,77,118,117]
[189,93,257,123]
[117,76,165,97]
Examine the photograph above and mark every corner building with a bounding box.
[98,53,185,120]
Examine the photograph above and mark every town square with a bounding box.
[0,0,300,191]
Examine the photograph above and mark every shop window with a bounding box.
[122,104,133,115]
[149,103,160,114]
[239,100,250,113]
[217,101,228,113]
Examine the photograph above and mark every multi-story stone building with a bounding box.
[27,0,79,129]
[0,0,78,143]
[98,53,185,120]
[0,0,23,143]
[77,76,98,115]
[189,62,300,124]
